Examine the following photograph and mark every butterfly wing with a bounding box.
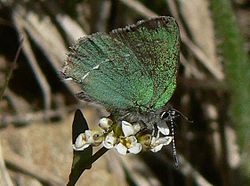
[64,33,154,111]
[63,16,180,112]
[110,16,180,111]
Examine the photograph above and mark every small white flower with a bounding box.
[72,130,103,151]
[157,122,170,135]
[73,132,91,151]
[115,136,142,155]
[126,136,142,154]
[150,136,173,152]
[121,121,141,137]
[103,132,117,149]
[99,118,113,130]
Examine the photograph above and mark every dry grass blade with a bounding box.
[0,143,13,186]
[180,53,204,79]
[177,155,213,186]
[167,0,224,80]
[120,155,161,186]
[13,16,52,112]
[156,153,213,186]
[0,37,23,101]
[119,0,157,18]
[4,151,65,186]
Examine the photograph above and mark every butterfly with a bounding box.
[64,16,184,160]
[63,16,180,128]
[63,15,181,152]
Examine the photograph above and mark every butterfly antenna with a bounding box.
[170,114,179,168]
[172,108,193,123]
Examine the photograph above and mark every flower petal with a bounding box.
[74,133,86,147]
[122,121,134,137]
[128,143,142,154]
[150,136,173,153]
[151,144,164,152]
[72,143,90,151]
[99,118,113,130]
[157,136,173,145]
[103,132,117,149]
[84,130,92,140]
[73,133,90,151]
[115,143,128,155]
[157,122,170,135]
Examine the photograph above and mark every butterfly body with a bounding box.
[63,16,180,121]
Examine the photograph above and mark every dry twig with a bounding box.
[13,16,52,113]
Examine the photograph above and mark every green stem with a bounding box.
[90,147,109,165]
[67,147,108,186]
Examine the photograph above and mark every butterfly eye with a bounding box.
[161,111,171,119]
[162,108,192,123]
[160,109,178,122]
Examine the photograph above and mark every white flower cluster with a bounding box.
[73,117,173,155]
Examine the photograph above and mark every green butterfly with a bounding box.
[65,17,181,185]
[63,16,180,125]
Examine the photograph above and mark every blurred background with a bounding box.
[0,0,250,185]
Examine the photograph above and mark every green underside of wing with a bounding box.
[153,80,176,110]
[65,33,154,111]
[64,17,180,112]
[111,17,179,111]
